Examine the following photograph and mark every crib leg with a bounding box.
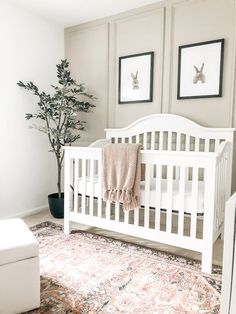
[64,151,73,235]
[201,245,213,274]
[64,216,71,235]
[64,195,71,235]
[64,194,71,235]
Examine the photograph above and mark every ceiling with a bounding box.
[8,0,162,27]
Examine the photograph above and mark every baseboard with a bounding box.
[2,205,48,219]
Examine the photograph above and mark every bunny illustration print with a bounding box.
[131,70,139,89]
[193,63,206,84]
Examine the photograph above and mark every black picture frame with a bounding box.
[177,39,224,99]
[118,51,154,104]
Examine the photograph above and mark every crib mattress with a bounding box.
[77,177,205,214]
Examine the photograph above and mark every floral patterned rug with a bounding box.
[27,221,222,314]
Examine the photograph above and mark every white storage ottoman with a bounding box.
[0,218,40,314]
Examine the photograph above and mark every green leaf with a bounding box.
[17,59,96,194]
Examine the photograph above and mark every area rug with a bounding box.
[28,221,222,314]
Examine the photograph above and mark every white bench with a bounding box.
[0,218,40,314]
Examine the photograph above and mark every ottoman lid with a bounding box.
[0,218,38,266]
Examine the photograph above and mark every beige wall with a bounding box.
[66,23,109,142]
[113,8,164,127]
[166,0,235,128]
[65,0,236,189]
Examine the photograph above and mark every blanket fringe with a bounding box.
[103,188,140,211]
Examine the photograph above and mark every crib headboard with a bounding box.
[105,114,234,152]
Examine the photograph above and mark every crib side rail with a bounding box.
[141,149,217,167]
[64,147,215,233]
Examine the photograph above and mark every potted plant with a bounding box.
[17,59,95,218]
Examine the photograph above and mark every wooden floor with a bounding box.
[23,208,224,266]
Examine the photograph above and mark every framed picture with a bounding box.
[177,39,224,99]
[118,52,154,104]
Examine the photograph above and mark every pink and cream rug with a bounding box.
[28,222,221,313]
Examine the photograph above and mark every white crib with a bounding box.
[64,114,234,274]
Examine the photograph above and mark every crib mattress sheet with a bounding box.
[77,177,205,214]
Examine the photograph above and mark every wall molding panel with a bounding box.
[112,7,165,127]
[65,0,236,190]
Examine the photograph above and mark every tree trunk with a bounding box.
[57,158,62,198]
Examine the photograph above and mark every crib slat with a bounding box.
[151,131,155,149]
[97,159,102,218]
[216,159,223,229]
[128,137,132,144]
[155,164,162,231]
[124,210,129,224]
[106,201,111,219]
[191,167,198,238]
[178,166,186,236]
[89,159,94,216]
[159,132,163,150]
[73,159,79,213]
[195,138,199,152]
[218,159,222,223]
[215,162,220,228]
[167,132,172,151]
[121,137,125,143]
[144,163,151,228]
[115,202,119,222]
[220,159,223,223]
[186,134,190,151]
[166,166,173,233]
[134,208,139,226]
[221,155,227,224]
[176,133,181,151]
[215,139,220,151]
[219,158,224,215]
[175,134,180,178]
[143,133,147,149]
[205,139,210,152]
[81,158,86,215]
[136,134,139,144]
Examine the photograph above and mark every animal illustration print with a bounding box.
[193,63,206,84]
[131,70,139,89]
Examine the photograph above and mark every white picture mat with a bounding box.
[179,42,222,97]
[120,54,151,102]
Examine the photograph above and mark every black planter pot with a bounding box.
[48,193,64,218]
